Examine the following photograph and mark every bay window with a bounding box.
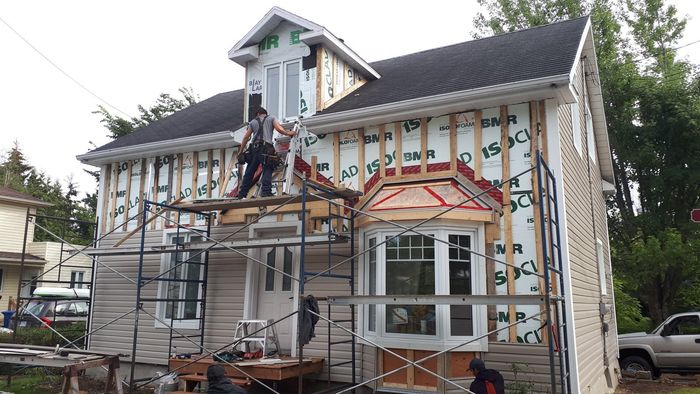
[362,225,486,350]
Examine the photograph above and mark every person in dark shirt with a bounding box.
[468,358,505,394]
[207,364,246,394]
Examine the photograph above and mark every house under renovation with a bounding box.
[77,7,619,394]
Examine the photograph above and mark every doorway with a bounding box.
[256,246,295,352]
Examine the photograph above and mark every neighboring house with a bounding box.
[77,8,618,394]
[0,187,93,311]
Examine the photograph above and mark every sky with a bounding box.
[1,1,699,200]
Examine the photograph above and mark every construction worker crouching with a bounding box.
[237,107,296,199]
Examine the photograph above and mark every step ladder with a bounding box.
[232,319,281,357]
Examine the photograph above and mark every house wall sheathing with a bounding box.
[97,101,554,346]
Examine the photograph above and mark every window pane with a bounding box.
[449,234,473,336]
[385,235,435,335]
[368,238,376,332]
[285,62,300,117]
[265,249,276,291]
[266,66,280,118]
[282,247,293,291]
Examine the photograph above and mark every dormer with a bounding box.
[228,7,380,121]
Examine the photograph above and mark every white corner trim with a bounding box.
[545,98,581,394]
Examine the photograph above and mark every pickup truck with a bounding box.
[618,312,700,377]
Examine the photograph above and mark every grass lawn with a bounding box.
[672,389,700,394]
[0,375,58,394]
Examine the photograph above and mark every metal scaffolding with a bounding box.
[14,148,571,393]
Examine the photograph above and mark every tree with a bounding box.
[0,141,33,189]
[93,87,198,139]
[473,0,700,324]
[0,145,96,245]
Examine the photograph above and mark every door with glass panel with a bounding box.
[256,246,295,351]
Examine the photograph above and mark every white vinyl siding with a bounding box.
[586,102,597,163]
[571,102,582,156]
[0,204,35,252]
[558,76,619,394]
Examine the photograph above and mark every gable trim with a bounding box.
[228,7,322,57]
[300,30,380,80]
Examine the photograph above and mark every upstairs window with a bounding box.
[265,60,300,120]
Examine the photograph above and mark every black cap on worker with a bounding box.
[256,107,268,116]
[469,358,486,373]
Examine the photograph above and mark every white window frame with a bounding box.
[596,239,607,296]
[359,222,487,351]
[70,270,86,289]
[264,59,301,120]
[155,228,206,329]
[571,101,583,156]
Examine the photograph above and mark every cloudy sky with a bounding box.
[2,1,698,199]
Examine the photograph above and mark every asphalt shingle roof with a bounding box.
[91,89,245,153]
[89,17,587,153]
[319,16,588,114]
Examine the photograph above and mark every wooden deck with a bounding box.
[168,356,324,382]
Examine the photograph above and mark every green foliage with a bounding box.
[0,145,96,246]
[507,363,536,393]
[614,279,653,333]
[1,375,60,394]
[0,323,86,347]
[0,141,32,189]
[94,87,198,140]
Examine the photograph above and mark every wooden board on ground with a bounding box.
[169,356,324,382]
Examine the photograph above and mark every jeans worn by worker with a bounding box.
[237,142,274,198]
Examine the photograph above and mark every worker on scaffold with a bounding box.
[236,107,296,199]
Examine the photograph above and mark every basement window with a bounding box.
[156,231,205,329]
[362,225,487,351]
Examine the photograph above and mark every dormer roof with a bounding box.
[228,7,380,80]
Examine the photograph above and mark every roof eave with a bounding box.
[304,74,572,133]
[0,195,52,208]
[77,127,246,166]
[300,30,380,80]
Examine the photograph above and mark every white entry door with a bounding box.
[256,246,295,352]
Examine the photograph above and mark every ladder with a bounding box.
[281,118,305,195]
[232,319,281,357]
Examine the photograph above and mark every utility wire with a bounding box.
[0,14,132,118]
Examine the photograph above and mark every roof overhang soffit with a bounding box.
[227,7,379,79]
